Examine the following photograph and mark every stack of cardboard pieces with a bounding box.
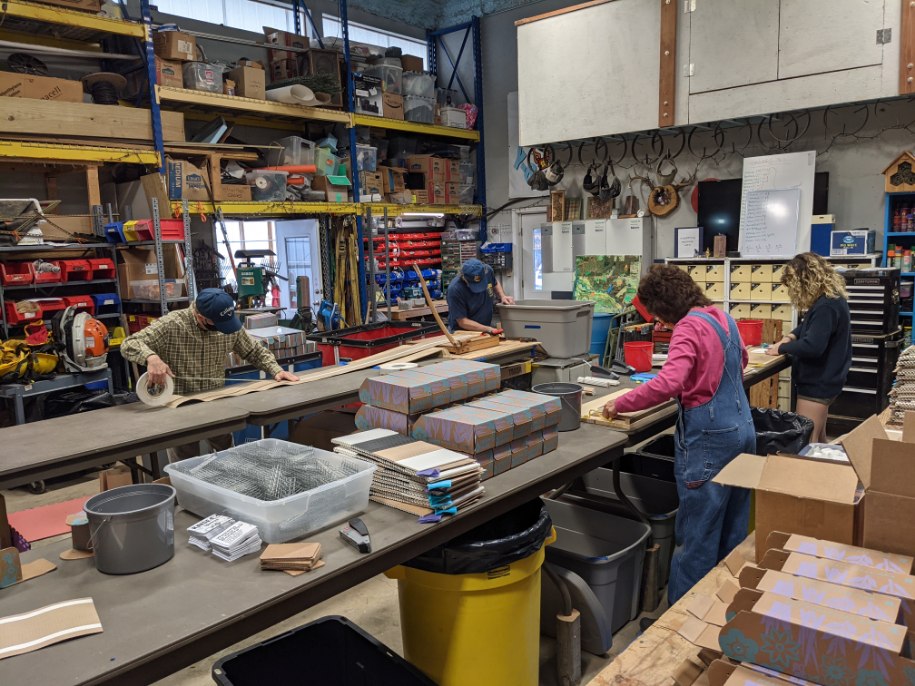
[888,344,915,423]
[332,429,484,521]
[260,542,323,576]
[696,532,915,686]
[355,360,502,435]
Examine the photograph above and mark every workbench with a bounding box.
[589,537,755,686]
[0,425,629,686]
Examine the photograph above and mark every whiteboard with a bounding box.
[517,0,660,146]
[738,189,801,258]
[738,151,816,257]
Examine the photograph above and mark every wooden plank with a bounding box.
[903,0,915,94]
[514,0,609,26]
[446,340,541,361]
[658,0,677,128]
[590,536,755,685]
[582,390,676,431]
[0,97,185,144]
[85,166,101,208]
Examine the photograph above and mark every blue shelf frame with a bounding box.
[884,190,915,344]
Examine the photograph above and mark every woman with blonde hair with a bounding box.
[766,252,851,442]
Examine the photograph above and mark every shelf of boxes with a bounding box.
[0,0,146,40]
[156,86,351,125]
[884,191,915,343]
[362,203,483,217]
[171,201,358,218]
[352,114,481,141]
[0,141,160,166]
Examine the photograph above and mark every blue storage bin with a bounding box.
[91,292,121,315]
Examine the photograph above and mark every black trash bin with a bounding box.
[752,408,815,456]
[212,616,435,686]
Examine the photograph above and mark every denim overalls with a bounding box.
[668,310,755,604]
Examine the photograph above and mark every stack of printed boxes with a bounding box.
[356,360,561,480]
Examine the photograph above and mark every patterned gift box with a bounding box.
[354,404,418,435]
[413,406,514,454]
[358,369,451,414]
[497,389,562,429]
[542,427,559,455]
[467,396,535,440]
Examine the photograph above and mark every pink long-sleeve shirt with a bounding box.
[615,306,748,413]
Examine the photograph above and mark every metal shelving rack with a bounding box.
[883,191,915,343]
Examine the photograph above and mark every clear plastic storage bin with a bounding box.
[245,170,288,201]
[365,64,403,94]
[356,144,378,172]
[404,95,435,124]
[165,440,376,544]
[402,71,435,99]
[266,136,315,167]
[183,62,223,93]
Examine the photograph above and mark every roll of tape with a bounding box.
[379,362,419,371]
[136,372,175,407]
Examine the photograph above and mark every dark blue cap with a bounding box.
[195,288,241,334]
[461,258,489,294]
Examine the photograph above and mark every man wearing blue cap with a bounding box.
[121,289,298,459]
[446,258,514,333]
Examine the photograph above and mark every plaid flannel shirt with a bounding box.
[120,307,283,394]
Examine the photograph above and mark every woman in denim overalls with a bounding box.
[604,266,755,605]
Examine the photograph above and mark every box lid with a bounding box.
[326,174,351,187]
[714,453,859,504]
[838,413,915,496]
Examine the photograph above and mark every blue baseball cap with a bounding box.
[461,259,490,294]
[195,288,242,334]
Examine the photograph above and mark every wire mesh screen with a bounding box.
[170,439,363,502]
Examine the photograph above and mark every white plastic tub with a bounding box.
[496,300,595,358]
[165,440,375,543]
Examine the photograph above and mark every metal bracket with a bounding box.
[877,28,892,44]
[683,0,696,12]
[683,63,695,77]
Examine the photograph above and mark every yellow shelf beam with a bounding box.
[172,201,358,217]
[1,0,145,38]
[363,203,483,217]
[0,140,159,165]
[352,114,480,141]
[157,87,352,125]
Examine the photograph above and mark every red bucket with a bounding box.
[624,341,654,372]
[736,319,763,346]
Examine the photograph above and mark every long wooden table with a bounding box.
[0,425,628,686]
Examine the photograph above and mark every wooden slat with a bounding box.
[515,0,609,26]
[658,0,678,127]
[902,0,915,94]
[85,166,101,208]
[0,98,185,144]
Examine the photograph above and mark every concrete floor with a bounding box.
[5,473,659,686]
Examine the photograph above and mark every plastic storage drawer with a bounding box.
[63,295,95,314]
[33,297,66,316]
[4,300,42,323]
[91,293,121,315]
[0,262,33,285]
[365,64,403,94]
[164,441,376,544]
[404,95,434,123]
[58,259,91,282]
[88,258,116,280]
[496,300,595,358]
[356,144,378,172]
[266,136,315,167]
[32,261,62,284]
[213,616,436,686]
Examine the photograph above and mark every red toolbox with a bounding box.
[4,300,42,324]
[0,262,33,285]
[58,259,92,282]
[63,295,95,314]
[88,258,116,280]
[307,321,439,366]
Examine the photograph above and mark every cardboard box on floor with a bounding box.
[713,452,862,560]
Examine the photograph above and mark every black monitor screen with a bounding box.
[696,173,829,254]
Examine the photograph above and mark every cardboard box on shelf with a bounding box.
[730,282,751,301]
[703,264,725,282]
[444,159,461,182]
[406,155,446,179]
[359,171,384,195]
[704,282,725,301]
[382,92,404,120]
[730,264,751,282]
[118,245,186,299]
[411,190,429,204]
[116,173,171,220]
[0,73,83,103]
[311,175,351,203]
[207,153,252,201]
[223,79,236,96]
[379,166,406,193]
[751,264,774,282]
[227,66,266,100]
[166,156,210,201]
[154,31,196,61]
[750,282,773,301]
[771,264,786,283]
[750,303,772,319]
[264,28,308,63]
[713,452,862,560]
[771,284,791,302]
[155,58,184,89]
[771,304,792,321]
[729,304,752,319]
[400,55,424,72]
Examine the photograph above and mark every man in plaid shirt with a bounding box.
[121,288,298,460]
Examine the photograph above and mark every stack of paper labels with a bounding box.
[187,516,262,561]
[260,542,323,576]
[332,429,484,522]
[889,344,915,423]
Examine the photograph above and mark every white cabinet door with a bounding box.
[778,0,885,79]
[689,0,780,94]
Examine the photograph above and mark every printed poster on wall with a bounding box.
[573,255,642,313]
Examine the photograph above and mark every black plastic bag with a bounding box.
[751,407,814,456]
[405,499,553,575]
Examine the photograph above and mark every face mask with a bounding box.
[203,322,220,332]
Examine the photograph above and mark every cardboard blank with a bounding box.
[0,597,102,661]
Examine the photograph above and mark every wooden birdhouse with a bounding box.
[884,152,915,193]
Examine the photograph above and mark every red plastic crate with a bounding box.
[33,297,66,316]
[58,259,91,282]
[88,258,116,280]
[307,322,438,366]
[0,262,33,285]
[131,219,185,241]
[63,295,95,314]
[4,300,41,324]
[126,314,157,334]
[32,260,62,284]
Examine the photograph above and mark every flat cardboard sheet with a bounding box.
[0,598,102,661]
[677,616,721,651]
[770,532,913,574]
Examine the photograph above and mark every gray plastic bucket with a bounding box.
[84,483,176,575]
[533,382,583,432]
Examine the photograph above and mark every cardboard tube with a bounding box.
[265,85,330,107]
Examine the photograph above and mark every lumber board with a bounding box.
[581,389,676,431]
[903,0,915,94]
[0,97,185,143]
[658,0,677,128]
[514,0,608,26]
[445,333,501,355]
[446,340,541,361]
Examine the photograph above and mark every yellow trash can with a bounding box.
[386,528,555,686]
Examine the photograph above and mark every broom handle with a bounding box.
[413,264,459,348]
